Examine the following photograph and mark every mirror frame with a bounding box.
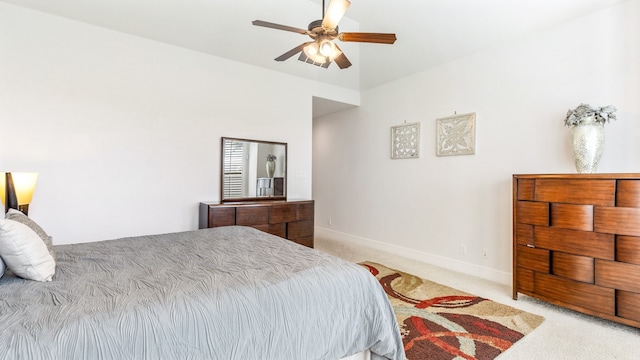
[220,137,287,203]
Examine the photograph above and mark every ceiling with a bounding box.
[2,0,627,117]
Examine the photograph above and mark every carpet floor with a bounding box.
[360,261,544,360]
[316,235,640,359]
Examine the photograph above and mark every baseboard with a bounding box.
[316,227,512,286]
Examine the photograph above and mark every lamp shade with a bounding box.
[319,40,334,57]
[303,39,341,65]
[1,172,38,205]
[303,42,327,64]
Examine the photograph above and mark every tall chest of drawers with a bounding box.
[199,200,314,248]
[513,174,640,328]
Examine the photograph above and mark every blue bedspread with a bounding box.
[0,226,405,360]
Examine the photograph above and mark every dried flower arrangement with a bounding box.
[564,103,617,127]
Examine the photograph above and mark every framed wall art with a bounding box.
[436,112,476,156]
[391,122,420,159]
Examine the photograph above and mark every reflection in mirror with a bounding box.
[221,137,287,202]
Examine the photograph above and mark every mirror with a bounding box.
[221,137,287,202]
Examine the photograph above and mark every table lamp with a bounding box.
[1,172,38,216]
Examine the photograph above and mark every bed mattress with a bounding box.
[0,226,404,360]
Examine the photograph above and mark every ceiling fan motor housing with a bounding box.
[308,19,338,38]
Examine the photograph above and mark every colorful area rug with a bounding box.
[360,262,544,360]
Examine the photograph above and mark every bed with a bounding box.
[0,224,405,360]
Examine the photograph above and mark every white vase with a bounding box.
[266,160,275,178]
[570,116,605,174]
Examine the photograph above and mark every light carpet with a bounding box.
[360,261,544,360]
[316,235,640,359]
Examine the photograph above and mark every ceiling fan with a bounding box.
[252,0,397,69]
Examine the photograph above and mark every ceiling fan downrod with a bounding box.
[322,0,325,20]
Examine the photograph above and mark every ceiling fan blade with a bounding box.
[322,0,351,30]
[338,32,397,44]
[333,44,352,69]
[333,53,351,69]
[252,20,308,35]
[298,52,332,68]
[275,42,312,61]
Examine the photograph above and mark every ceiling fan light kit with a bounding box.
[303,41,336,61]
[252,0,396,69]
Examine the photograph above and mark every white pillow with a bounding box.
[0,219,56,282]
[5,209,56,260]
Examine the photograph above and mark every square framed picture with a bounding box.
[436,113,476,156]
[391,122,420,159]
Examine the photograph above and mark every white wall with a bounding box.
[0,3,354,244]
[313,0,640,284]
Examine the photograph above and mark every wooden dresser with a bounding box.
[199,200,314,248]
[513,174,640,328]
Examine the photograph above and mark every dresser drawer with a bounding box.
[236,206,269,226]
[208,207,235,227]
[269,204,297,224]
[513,174,640,328]
[199,200,314,248]
[288,220,314,240]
